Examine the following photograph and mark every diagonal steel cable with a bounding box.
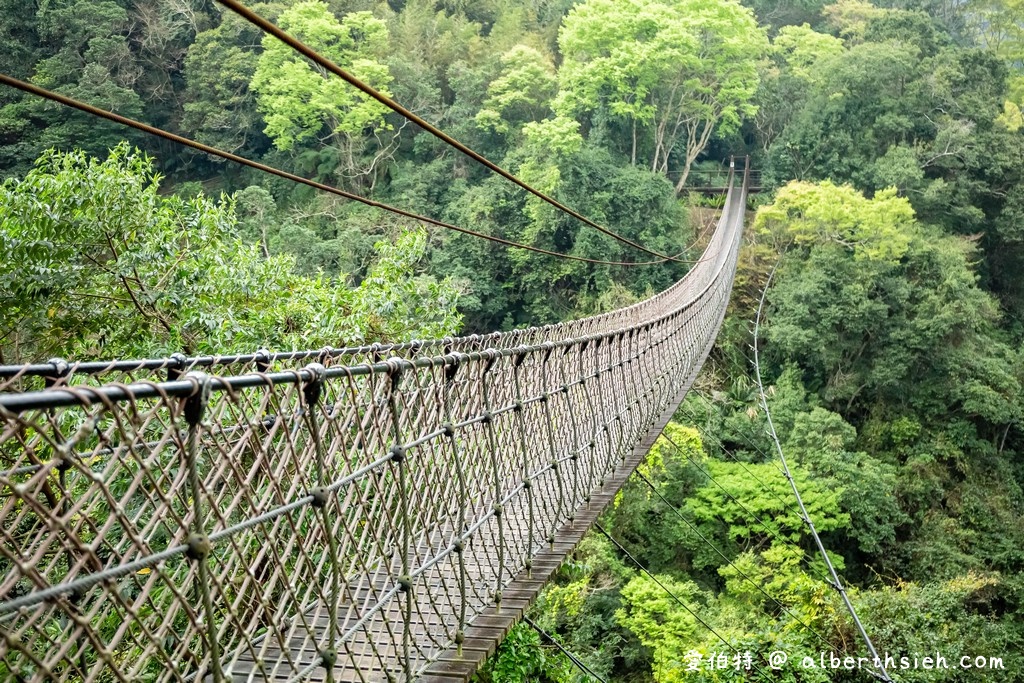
[0,73,674,269]
[215,0,693,264]
[522,616,607,683]
[753,262,894,682]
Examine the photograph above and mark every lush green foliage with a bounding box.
[556,0,766,190]
[252,1,395,187]
[0,144,461,362]
[3,0,1024,680]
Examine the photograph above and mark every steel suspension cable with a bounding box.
[214,0,690,264]
[522,616,607,683]
[594,523,776,682]
[753,263,894,683]
[0,73,671,268]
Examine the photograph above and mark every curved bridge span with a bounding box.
[0,169,749,682]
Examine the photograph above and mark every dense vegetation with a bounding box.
[2,0,1024,680]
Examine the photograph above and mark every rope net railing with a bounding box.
[0,169,747,682]
[0,171,731,393]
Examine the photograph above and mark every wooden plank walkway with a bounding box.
[219,203,737,682]
[221,346,715,682]
[418,365,706,682]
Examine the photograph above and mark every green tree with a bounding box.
[756,180,1021,429]
[860,573,1024,679]
[752,24,844,153]
[966,0,1024,69]
[786,406,908,555]
[474,45,558,138]
[754,180,916,262]
[182,8,270,155]
[0,0,145,174]
[556,0,766,192]
[773,23,845,81]
[615,574,705,683]
[251,1,395,188]
[0,145,462,362]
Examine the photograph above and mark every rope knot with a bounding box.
[319,346,334,363]
[384,357,405,379]
[253,348,271,373]
[310,487,329,508]
[182,372,212,426]
[186,534,212,561]
[302,363,326,405]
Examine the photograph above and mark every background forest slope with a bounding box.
[2,0,1024,680]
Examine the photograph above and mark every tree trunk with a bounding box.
[631,120,637,166]
[673,157,694,197]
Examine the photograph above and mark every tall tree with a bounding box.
[251,0,396,188]
[474,44,558,138]
[0,145,463,361]
[752,23,844,152]
[555,0,766,193]
[183,9,269,155]
[0,0,146,174]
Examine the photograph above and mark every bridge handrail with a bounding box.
[0,169,739,390]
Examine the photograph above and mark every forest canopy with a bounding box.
[1,0,1024,680]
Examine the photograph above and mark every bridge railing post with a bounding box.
[301,362,341,683]
[512,348,536,574]
[591,336,613,488]
[384,359,414,682]
[441,350,470,656]
[577,340,597,511]
[558,345,583,528]
[181,372,224,683]
[479,350,506,611]
[614,332,632,468]
[538,343,565,549]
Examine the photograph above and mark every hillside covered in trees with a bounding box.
[2,0,1024,680]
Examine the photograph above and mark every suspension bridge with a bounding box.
[0,0,905,679]
[0,151,747,683]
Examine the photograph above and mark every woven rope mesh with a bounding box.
[0,176,746,682]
